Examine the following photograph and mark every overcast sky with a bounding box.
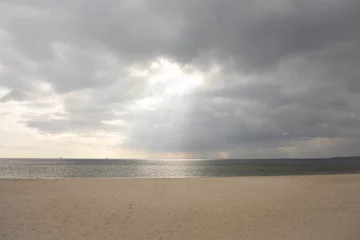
[1,0,360,158]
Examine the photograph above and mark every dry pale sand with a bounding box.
[1,175,360,240]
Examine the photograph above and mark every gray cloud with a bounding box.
[1,0,360,157]
[122,54,360,154]
[4,1,360,71]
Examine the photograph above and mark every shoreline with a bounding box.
[1,174,360,240]
[1,171,359,180]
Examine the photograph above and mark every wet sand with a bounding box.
[1,174,360,240]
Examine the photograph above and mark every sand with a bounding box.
[1,175,360,240]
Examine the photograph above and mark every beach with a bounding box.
[1,174,360,240]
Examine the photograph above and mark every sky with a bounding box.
[1,0,360,158]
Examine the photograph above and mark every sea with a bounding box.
[1,157,360,179]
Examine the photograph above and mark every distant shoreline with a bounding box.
[1,158,360,179]
[1,156,360,160]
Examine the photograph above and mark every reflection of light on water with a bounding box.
[0,159,224,179]
[134,161,194,178]
[146,159,207,161]
[0,159,210,179]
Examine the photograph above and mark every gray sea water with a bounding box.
[1,158,360,179]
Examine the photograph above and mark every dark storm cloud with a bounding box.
[3,0,360,73]
[154,0,360,70]
[1,0,360,157]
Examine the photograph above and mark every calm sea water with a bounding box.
[1,158,360,179]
